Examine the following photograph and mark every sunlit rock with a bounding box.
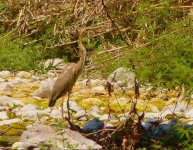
[14,123,102,149]
[185,109,193,118]
[50,108,62,119]
[87,106,101,118]
[107,67,135,88]
[0,118,23,126]
[16,71,31,78]
[12,142,25,150]
[33,78,56,99]
[91,86,105,92]
[0,78,5,82]
[0,96,25,107]
[0,82,12,91]
[100,114,109,121]
[9,77,30,85]
[0,111,9,120]
[74,109,86,118]
[0,71,12,78]
[160,101,190,117]
[63,100,83,112]
[15,104,49,120]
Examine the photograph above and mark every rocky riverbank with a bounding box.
[0,65,193,149]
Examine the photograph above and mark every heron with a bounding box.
[49,27,95,120]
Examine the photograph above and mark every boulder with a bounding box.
[16,71,31,78]
[185,109,193,118]
[33,78,56,99]
[9,77,30,85]
[63,100,83,112]
[0,96,25,107]
[15,104,49,120]
[0,71,12,78]
[0,111,9,120]
[160,101,190,117]
[14,123,102,149]
[0,82,12,91]
[74,109,86,118]
[0,118,23,126]
[50,108,62,119]
[107,67,135,88]
[42,58,67,70]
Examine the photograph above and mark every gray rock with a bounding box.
[92,86,105,92]
[9,77,30,85]
[33,78,56,99]
[43,58,67,70]
[16,123,102,149]
[0,96,25,107]
[160,101,190,117]
[88,106,101,118]
[185,109,193,118]
[0,78,5,82]
[16,71,31,78]
[50,108,62,119]
[63,100,83,112]
[89,106,100,113]
[107,67,135,87]
[100,114,109,121]
[15,104,49,120]
[0,71,12,78]
[151,106,160,113]
[0,82,12,91]
[74,110,86,118]
[12,142,25,150]
[0,111,8,120]
[0,118,23,126]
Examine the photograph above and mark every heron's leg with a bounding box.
[67,92,71,120]
[61,97,64,120]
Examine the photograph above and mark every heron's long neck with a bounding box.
[77,32,86,72]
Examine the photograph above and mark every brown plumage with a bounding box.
[49,27,92,120]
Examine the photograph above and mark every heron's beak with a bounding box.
[48,98,56,107]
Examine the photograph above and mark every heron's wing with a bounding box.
[49,64,76,104]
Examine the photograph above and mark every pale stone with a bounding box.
[0,96,25,107]
[16,71,31,78]
[151,106,160,113]
[12,142,25,149]
[0,118,23,126]
[160,101,190,117]
[50,109,62,118]
[0,82,12,91]
[18,123,102,149]
[33,78,56,99]
[100,114,109,121]
[74,110,86,118]
[185,109,193,118]
[63,100,83,112]
[0,111,8,120]
[92,86,105,92]
[107,67,135,87]
[0,78,5,82]
[15,104,49,120]
[9,77,30,85]
[0,71,12,78]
